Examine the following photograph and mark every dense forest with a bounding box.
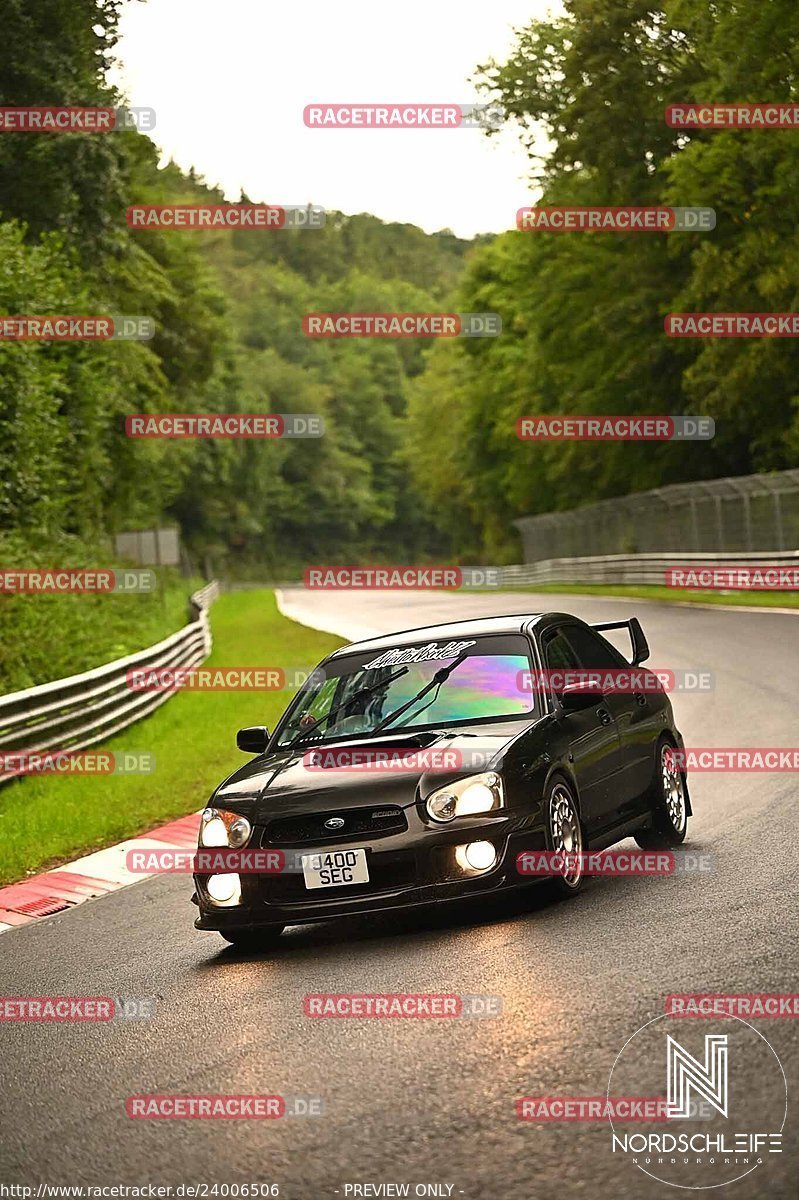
[1,0,798,572]
[409,0,799,557]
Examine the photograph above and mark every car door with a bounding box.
[561,622,653,824]
[540,626,623,839]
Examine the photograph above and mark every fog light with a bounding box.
[456,841,497,873]
[206,873,241,905]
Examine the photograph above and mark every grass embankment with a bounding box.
[495,583,799,609]
[0,590,343,884]
[0,532,207,692]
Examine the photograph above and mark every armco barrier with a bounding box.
[228,555,799,590]
[0,581,220,785]
[497,550,799,588]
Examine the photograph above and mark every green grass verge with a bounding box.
[0,590,344,885]
[487,582,799,608]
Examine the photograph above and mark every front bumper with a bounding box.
[193,814,545,931]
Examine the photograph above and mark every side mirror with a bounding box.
[630,617,650,666]
[559,681,600,712]
[236,726,270,754]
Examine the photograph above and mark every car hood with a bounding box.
[213,721,531,820]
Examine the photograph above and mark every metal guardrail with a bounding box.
[498,551,799,588]
[0,581,220,785]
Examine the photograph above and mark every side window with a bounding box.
[544,632,579,670]
[563,624,626,670]
[543,630,580,696]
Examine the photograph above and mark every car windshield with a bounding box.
[275,634,534,747]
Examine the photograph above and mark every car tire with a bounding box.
[544,776,585,897]
[220,926,286,949]
[634,738,688,849]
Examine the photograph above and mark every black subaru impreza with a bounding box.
[193,611,691,947]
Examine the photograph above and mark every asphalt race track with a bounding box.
[1,589,798,1199]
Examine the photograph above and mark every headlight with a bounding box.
[199,808,252,848]
[228,817,251,848]
[426,772,504,822]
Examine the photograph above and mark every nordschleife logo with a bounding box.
[607,1014,786,1189]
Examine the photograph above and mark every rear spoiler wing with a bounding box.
[591,618,650,666]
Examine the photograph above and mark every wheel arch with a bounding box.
[544,763,584,817]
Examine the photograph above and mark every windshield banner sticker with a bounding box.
[362,640,477,671]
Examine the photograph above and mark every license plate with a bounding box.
[301,848,369,890]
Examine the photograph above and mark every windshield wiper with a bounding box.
[282,666,409,750]
[369,649,471,736]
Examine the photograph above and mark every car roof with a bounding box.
[327,612,551,659]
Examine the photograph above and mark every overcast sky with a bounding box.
[111,0,559,239]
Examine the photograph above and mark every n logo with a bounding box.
[667,1034,728,1119]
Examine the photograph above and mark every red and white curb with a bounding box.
[0,811,200,934]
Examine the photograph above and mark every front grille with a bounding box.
[262,805,407,846]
